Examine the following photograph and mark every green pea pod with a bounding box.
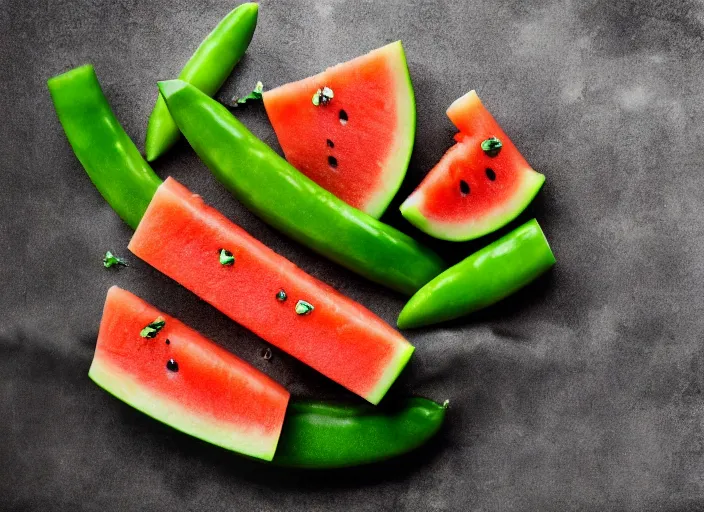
[273,398,447,468]
[144,3,259,161]
[397,219,556,328]
[157,80,446,295]
[48,65,162,230]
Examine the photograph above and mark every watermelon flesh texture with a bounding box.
[400,91,545,241]
[89,286,289,461]
[128,178,415,404]
[263,41,415,219]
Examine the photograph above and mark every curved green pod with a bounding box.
[397,219,555,329]
[273,397,447,468]
[145,3,259,161]
[48,65,162,230]
[157,80,446,295]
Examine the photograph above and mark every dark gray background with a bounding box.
[2,0,703,510]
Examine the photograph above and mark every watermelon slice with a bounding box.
[128,178,414,404]
[89,286,289,460]
[262,41,415,218]
[400,91,545,241]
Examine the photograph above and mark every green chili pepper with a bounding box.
[397,219,556,329]
[144,3,259,161]
[272,397,447,468]
[157,80,446,295]
[48,65,162,230]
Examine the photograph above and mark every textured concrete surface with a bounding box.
[3,0,704,510]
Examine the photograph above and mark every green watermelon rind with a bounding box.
[365,341,415,405]
[89,355,281,461]
[362,41,416,219]
[400,169,545,242]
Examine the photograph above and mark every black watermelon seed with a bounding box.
[486,168,496,181]
[166,359,179,372]
[460,180,470,196]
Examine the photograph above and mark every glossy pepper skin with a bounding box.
[397,219,556,329]
[272,398,447,468]
[48,65,162,230]
[144,3,258,161]
[158,80,446,296]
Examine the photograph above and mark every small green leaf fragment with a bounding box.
[295,300,314,315]
[481,137,502,156]
[140,316,166,338]
[276,289,287,302]
[312,86,333,106]
[219,249,235,266]
[103,251,127,268]
[234,81,264,106]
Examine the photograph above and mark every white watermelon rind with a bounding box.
[89,355,283,461]
[365,341,415,405]
[400,168,545,242]
[362,41,416,219]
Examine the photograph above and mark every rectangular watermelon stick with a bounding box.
[128,178,415,404]
[90,286,290,460]
[262,41,415,219]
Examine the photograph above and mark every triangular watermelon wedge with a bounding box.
[89,287,289,460]
[400,91,545,241]
[263,41,415,218]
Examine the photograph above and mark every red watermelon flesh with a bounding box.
[89,286,289,460]
[262,41,415,218]
[128,178,414,404]
[400,91,545,241]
